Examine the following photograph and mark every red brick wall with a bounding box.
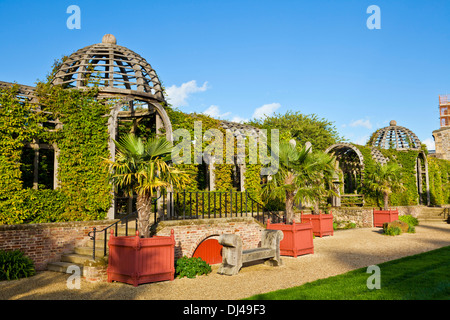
[156,217,265,259]
[0,217,266,271]
[0,220,115,270]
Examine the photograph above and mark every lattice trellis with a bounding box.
[52,34,164,102]
[370,120,421,150]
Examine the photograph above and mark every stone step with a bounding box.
[47,261,84,273]
[61,253,94,265]
[74,246,108,257]
[417,207,447,223]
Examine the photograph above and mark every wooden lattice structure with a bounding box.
[324,143,365,206]
[1,35,174,218]
[369,120,421,150]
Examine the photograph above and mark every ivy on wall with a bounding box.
[0,61,113,224]
[167,107,263,194]
[380,149,420,207]
[37,83,112,221]
[0,85,45,196]
[428,157,450,205]
[353,144,450,207]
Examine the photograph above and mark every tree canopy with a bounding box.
[247,110,345,151]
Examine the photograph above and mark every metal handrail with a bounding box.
[87,190,285,260]
[438,207,450,222]
[88,210,138,260]
[246,193,285,224]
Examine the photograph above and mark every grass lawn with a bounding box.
[245,246,450,300]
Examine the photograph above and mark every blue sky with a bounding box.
[1,0,449,149]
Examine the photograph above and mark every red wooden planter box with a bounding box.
[107,229,175,287]
[301,213,334,237]
[266,219,314,257]
[373,209,399,227]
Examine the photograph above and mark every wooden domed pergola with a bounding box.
[52,34,172,140]
[1,34,175,218]
[369,120,421,150]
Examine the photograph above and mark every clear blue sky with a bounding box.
[1,0,449,149]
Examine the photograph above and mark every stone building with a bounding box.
[432,95,450,160]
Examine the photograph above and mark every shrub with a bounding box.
[383,220,415,236]
[0,250,36,281]
[384,226,402,236]
[399,215,419,227]
[333,221,356,230]
[175,256,212,279]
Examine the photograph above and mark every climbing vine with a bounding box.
[0,59,113,224]
[354,143,450,207]
[37,83,112,221]
[428,157,450,205]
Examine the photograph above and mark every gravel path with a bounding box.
[1,222,449,300]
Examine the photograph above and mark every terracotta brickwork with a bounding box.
[0,220,115,270]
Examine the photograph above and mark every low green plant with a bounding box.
[399,215,419,227]
[175,256,212,279]
[333,221,356,230]
[0,250,36,281]
[383,225,402,236]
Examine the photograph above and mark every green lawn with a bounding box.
[245,246,450,300]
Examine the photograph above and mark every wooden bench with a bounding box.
[217,230,284,276]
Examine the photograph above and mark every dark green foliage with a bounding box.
[175,256,212,279]
[0,250,36,281]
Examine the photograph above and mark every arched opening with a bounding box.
[192,236,223,265]
[111,98,173,218]
[325,143,365,207]
[416,151,430,206]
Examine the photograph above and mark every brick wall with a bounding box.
[329,206,419,228]
[0,220,116,270]
[0,217,265,271]
[0,207,420,273]
[155,217,265,259]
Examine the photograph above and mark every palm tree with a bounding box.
[365,161,405,210]
[106,133,190,238]
[261,141,337,224]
